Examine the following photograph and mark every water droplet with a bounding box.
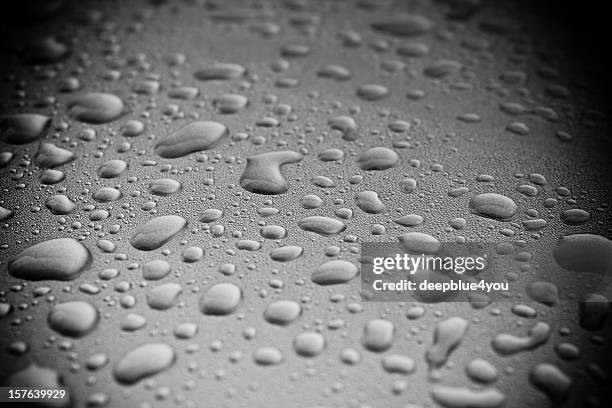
[311,260,358,285]
[0,113,51,144]
[560,208,591,225]
[356,84,389,101]
[317,64,352,81]
[39,169,66,184]
[264,300,302,325]
[382,354,416,375]
[240,150,304,194]
[194,63,246,80]
[526,281,558,306]
[394,214,424,227]
[9,238,91,281]
[45,194,75,215]
[213,94,249,114]
[362,319,395,352]
[355,191,386,214]
[199,283,242,315]
[67,93,125,124]
[121,313,147,331]
[149,179,182,196]
[270,245,303,262]
[579,293,610,331]
[530,363,571,403]
[371,14,434,37]
[294,332,326,357]
[253,347,283,365]
[357,147,399,170]
[553,234,612,274]
[260,225,287,239]
[465,358,499,383]
[328,116,357,141]
[431,385,505,408]
[129,215,187,251]
[199,208,223,223]
[423,60,462,78]
[426,317,468,372]
[398,232,441,254]
[48,301,99,338]
[155,121,228,158]
[469,193,518,221]
[147,283,182,310]
[97,159,128,178]
[491,321,550,355]
[35,143,75,168]
[142,260,171,280]
[92,187,122,203]
[113,343,176,384]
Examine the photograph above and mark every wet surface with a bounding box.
[1,0,612,407]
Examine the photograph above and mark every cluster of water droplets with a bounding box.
[0,0,611,407]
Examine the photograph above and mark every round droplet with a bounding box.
[48,301,99,338]
[293,332,326,357]
[97,159,128,178]
[264,300,302,325]
[465,358,499,383]
[199,283,242,315]
[362,319,395,352]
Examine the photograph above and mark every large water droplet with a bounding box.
[362,319,395,352]
[199,283,242,315]
[48,301,99,338]
[357,147,399,170]
[67,93,125,124]
[240,150,304,194]
[298,216,346,236]
[155,121,228,158]
[113,343,176,385]
[8,238,91,281]
[129,215,187,251]
[0,113,51,144]
[469,193,518,221]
